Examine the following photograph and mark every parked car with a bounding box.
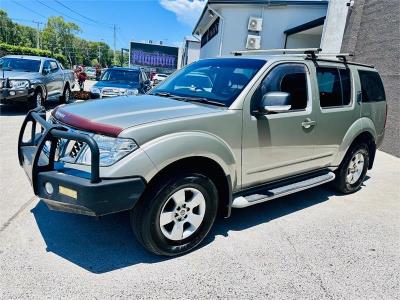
[0,55,75,107]
[18,52,386,256]
[85,67,96,80]
[152,73,168,85]
[90,67,151,98]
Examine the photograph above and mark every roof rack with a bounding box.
[231,48,374,68]
[232,48,322,56]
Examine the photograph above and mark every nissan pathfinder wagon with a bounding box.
[18,49,387,256]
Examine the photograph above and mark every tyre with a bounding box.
[333,143,369,194]
[59,85,71,104]
[29,88,44,108]
[130,173,218,256]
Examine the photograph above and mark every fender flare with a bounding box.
[334,117,377,166]
[140,131,238,187]
[34,83,48,100]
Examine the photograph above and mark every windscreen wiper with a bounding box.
[153,92,226,107]
[182,97,227,107]
[153,92,187,100]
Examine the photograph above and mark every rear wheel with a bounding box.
[130,173,218,256]
[60,85,71,104]
[333,143,369,194]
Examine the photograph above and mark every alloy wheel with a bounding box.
[346,151,365,184]
[159,187,206,241]
[36,92,43,107]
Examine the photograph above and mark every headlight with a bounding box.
[73,134,138,166]
[90,87,101,94]
[126,89,139,95]
[9,80,30,89]
[0,80,4,89]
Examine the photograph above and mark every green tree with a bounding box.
[41,16,80,58]
[0,10,37,47]
[0,10,114,68]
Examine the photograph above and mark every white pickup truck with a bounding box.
[0,55,75,107]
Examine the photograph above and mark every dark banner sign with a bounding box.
[201,17,220,48]
[130,42,179,70]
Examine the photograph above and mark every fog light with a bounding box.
[44,182,54,195]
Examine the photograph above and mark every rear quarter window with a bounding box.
[358,70,386,102]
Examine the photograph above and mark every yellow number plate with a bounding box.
[59,186,78,199]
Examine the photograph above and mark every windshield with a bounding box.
[151,58,266,106]
[0,57,41,72]
[100,69,139,83]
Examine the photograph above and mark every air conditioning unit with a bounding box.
[246,35,261,50]
[248,17,263,32]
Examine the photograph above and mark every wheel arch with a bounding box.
[35,84,47,99]
[144,156,233,218]
[346,131,376,169]
[338,118,377,170]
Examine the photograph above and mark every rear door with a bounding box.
[312,63,360,166]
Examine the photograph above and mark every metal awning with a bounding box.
[284,16,326,36]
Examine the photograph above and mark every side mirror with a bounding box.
[42,68,50,75]
[259,91,292,114]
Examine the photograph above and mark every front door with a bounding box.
[49,60,64,94]
[241,62,320,188]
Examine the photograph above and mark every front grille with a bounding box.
[44,117,89,163]
[102,88,122,96]
[69,141,83,158]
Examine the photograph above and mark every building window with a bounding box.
[317,67,351,108]
[358,70,386,102]
[201,17,220,48]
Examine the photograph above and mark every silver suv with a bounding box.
[0,55,75,107]
[18,50,387,256]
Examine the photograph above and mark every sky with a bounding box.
[0,0,206,49]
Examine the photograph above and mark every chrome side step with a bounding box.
[232,172,335,208]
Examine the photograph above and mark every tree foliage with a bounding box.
[0,10,114,67]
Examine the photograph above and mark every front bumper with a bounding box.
[0,87,34,103]
[18,108,147,216]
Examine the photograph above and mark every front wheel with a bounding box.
[28,88,44,108]
[130,173,218,256]
[333,143,370,194]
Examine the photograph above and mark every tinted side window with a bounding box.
[252,64,308,112]
[43,60,51,72]
[339,69,351,105]
[358,70,386,102]
[317,67,351,107]
[50,61,59,73]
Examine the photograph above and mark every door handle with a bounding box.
[301,118,316,129]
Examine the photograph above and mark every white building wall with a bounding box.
[320,0,349,53]
[186,41,200,64]
[199,4,327,58]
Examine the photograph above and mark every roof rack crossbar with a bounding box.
[232,48,322,56]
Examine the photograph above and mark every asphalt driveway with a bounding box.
[0,104,399,299]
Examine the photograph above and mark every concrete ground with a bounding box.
[0,104,399,299]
